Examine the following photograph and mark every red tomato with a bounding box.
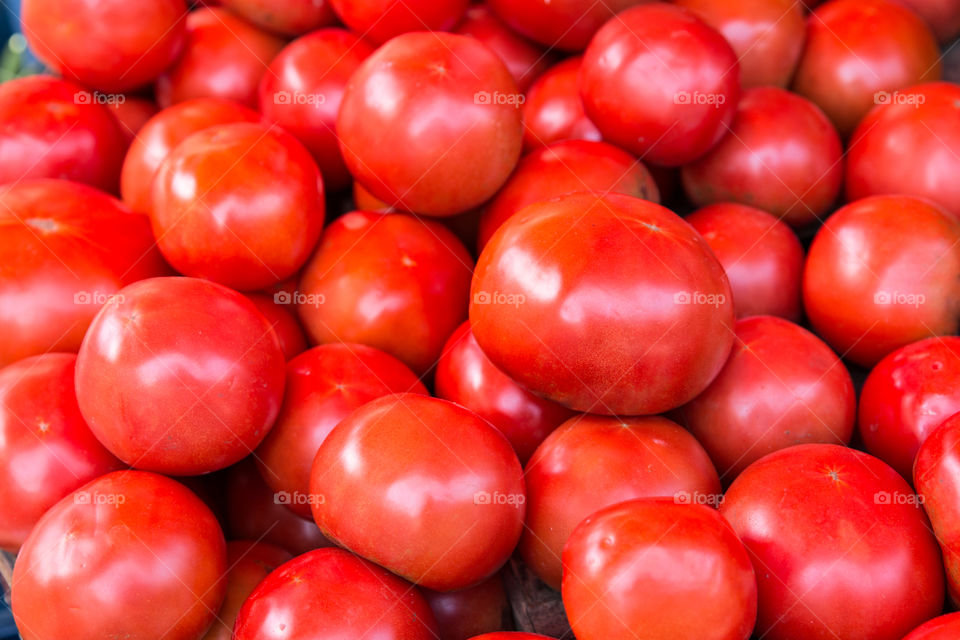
[675,0,805,88]
[676,316,856,480]
[151,122,325,291]
[477,139,659,251]
[579,3,740,166]
[255,343,426,517]
[792,0,942,136]
[424,573,512,640]
[21,0,186,92]
[234,547,439,639]
[521,57,601,151]
[75,277,286,475]
[0,179,169,368]
[847,82,960,218]
[681,87,843,227]
[890,0,960,42]
[487,0,652,51]
[803,195,960,367]
[329,0,468,44]
[0,353,122,551]
[120,97,260,215]
[155,7,285,108]
[106,96,158,146]
[471,192,734,415]
[685,203,804,320]
[220,0,336,35]
[902,613,960,640]
[297,211,473,375]
[259,28,375,192]
[562,499,757,640]
[12,470,227,640]
[0,76,126,192]
[521,414,721,589]
[310,394,525,590]
[720,444,944,640]
[338,32,523,216]
[353,181,394,211]
[246,293,308,360]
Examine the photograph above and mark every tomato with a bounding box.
[155,7,285,109]
[681,87,843,227]
[259,28,376,192]
[75,276,286,475]
[847,82,960,218]
[0,353,122,551]
[21,0,186,92]
[675,0,805,88]
[487,0,651,51]
[685,203,804,320]
[310,394,525,590]
[471,192,734,415]
[477,139,659,251]
[256,343,426,517]
[0,179,169,368]
[220,0,336,35]
[107,96,158,146]
[330,0,468,44]
[890,0,960,42]
[245,293,307,360]
[521,414,721,589]
[120,97,260,215]
[12,470,227,640]
[234,547,439,639]
[803,195,960,367]
[521,57,601,151]
[424,573,512,640]
[676,316,855,480]
[338,31,523,216]
[151,122,325,291]
[562,499,757,640]
[720,444,944,640]
[902,613,960,640]
[792,0,941,136]
[579,3,739,167]
[297,211,473,375]
[0,76,126,192]
[353,181,394,211]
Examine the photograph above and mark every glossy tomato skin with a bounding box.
[847,82,960,218]
[792,0,941,136]
[803,195,960,367]
[12,471,227,640]
[890,0,960,42]
[902,613,960,640]
[681,86,843,227]
[75,277,286,475]
[471,192,734,415]
[121,97,260,215]
[338,32,522,216]
[0,76,126,192]
[151,122,325,291]
[21,0,186,92]
[221,0,336,35]
[487,0,651,51]
[676,316,855,481]
[0,353,122,551]
[0,179,169,368]
[311,394,525,591]
[521,414,721,589]
[155,7,285,108]
[234,547,439,639]
[720,444,944,640]
[521,57,601,151]
[246,293,308,360]
[298,211,474,375]
[423,573,512,640]
[330,0,468,44]
[256,343,427,517]
[562,499,757,640]
[579,4,740,167]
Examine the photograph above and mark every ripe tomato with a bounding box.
[487,0,651,51]
[521,414,721,589]
[676,316,855,480]
[12,470,227,640]
[329,0,468,44]
[720,444,944,640]
[847,82,960,218]
[245,293,308,360]
[21,0,186,92]
[471,192,734,415]
[890,0,960,42]
[803,195,960,367]
[902,613,960,640]
[579,3,739,166]
[221,0,336,35]
[338,32,522,216]
[75,277,286,475]
[310,394,525,590]
[151,122,325,291]
[562,499,757,640]
[234,547,439,639]
[424,573,511,640]
[681,86,843,227]
[521,57,601,151]
[107,96,158,146]
[0,353,122,551]
[297,211,473,375]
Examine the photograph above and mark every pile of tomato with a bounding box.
[2,0,960,639]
